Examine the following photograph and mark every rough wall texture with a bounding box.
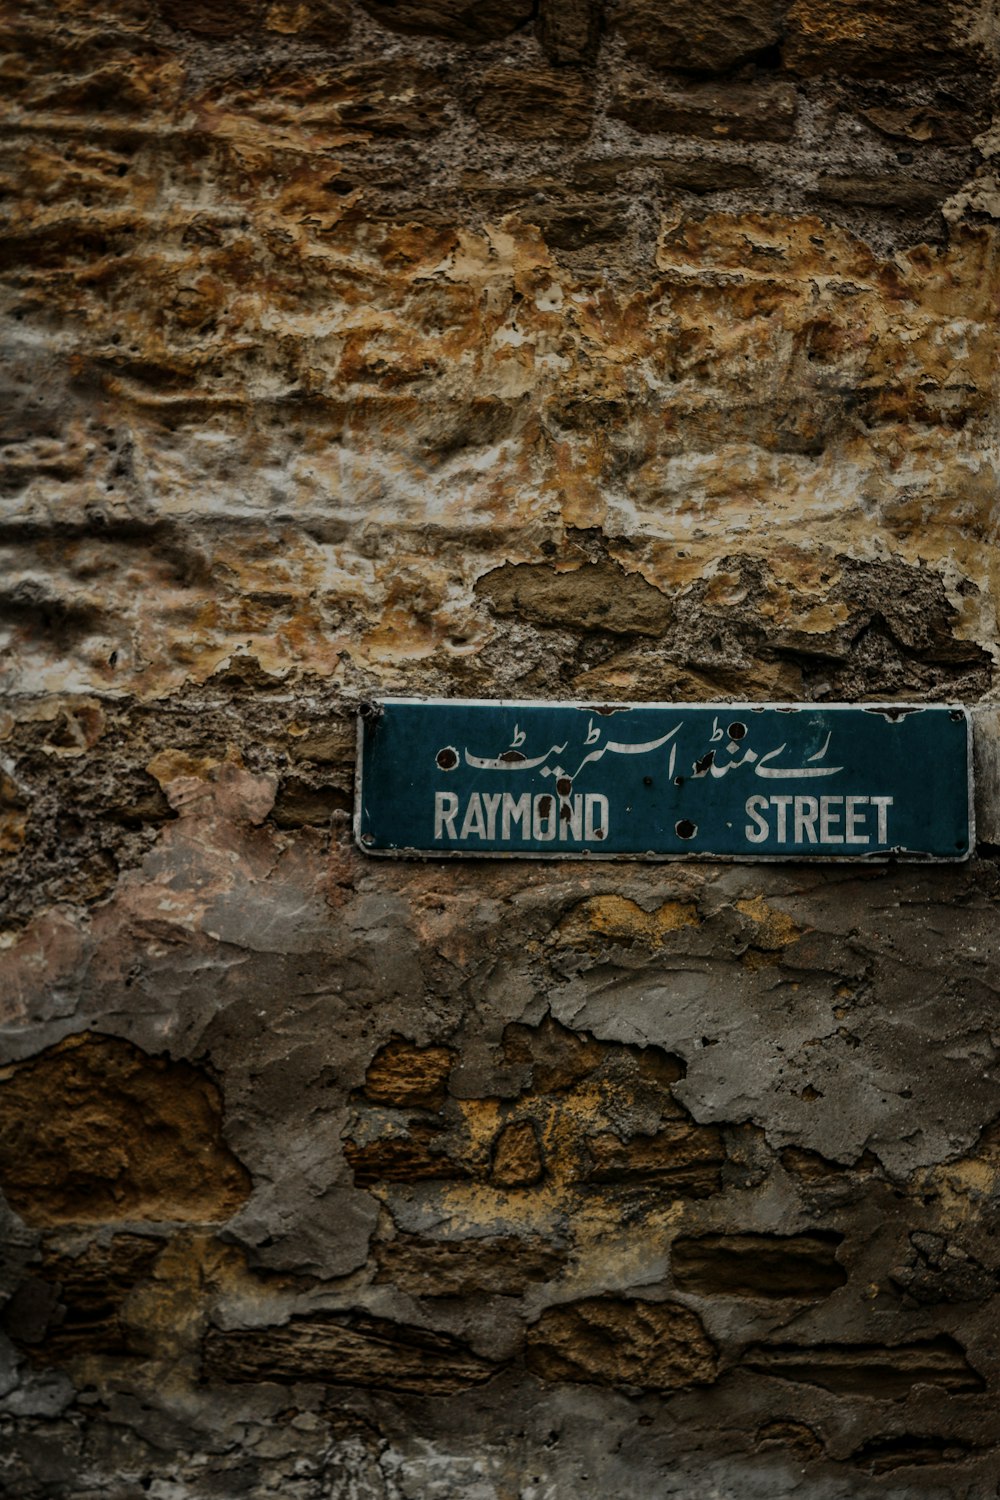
[2,0,1000,1495]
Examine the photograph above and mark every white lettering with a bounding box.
[745,794,769,843]
[482,792,502,840]
[794,795,819,844]
[742,794,893,849]
[502,792,532,839]
[460,792,487,840]
[819,795,843,844]
[845,795,868,844]
[443,788,890,851]
[772,794,792,842]
[585,793,609,842]
[871,795,893,844]
[434,791,458,840]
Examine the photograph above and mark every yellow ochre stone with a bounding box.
[555,894,700,947]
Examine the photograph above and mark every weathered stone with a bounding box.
[853,1435,982,1475]
[554,894,699,949]
[474,67,594,141]
[359,0,532,43]
[735,894,803,951]
[157,0,259,39]
[859,104,978,147]
[784,0,978,78]
[812,174,955,215]
[476,561,673,636]
[270,776,350,827]
[203,1312,498,1392]
[744,1337,985,1396]
[780,1145,881,1184]
[572,154,765,193]
[0,772,28,858]
[671,1232,846,1298]
[375,1233,566,1295]
[615,0,785,73]
[756,1420,825,1460]
[491,1120,545,1187]
[203,61,449,141]
[890,1232,997,1305]
[287,722,355,767]
[527,1298,718,1390]
[583,1121,726,1195]
[2,1236,163,1362]
[0,1036,251,1226]
[343,1127,468,1186]
[536,0,603,65]
[522,199,630,251]
[146,751,277,825]
[363,1037,455,1110]
[159,0,351,38]
[610,80,799,144]
[501,1016,607,1094]
[260,0,353,36]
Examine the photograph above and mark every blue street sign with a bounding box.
[355,700,973,861]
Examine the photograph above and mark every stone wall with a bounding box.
[2,0,1000,1494]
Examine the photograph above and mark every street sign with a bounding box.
[355,700,973,861]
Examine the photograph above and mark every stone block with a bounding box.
[523,199,630,251]
[812,173,955,215]
[363,1037,455,1110]
[0,1036,251,1226]
[671,1231,846,1298]
[859,103,978,147]
[527,1298,718,1389]
[583,1121,726,1195]
[536,0,604,64]
[158,0,351,39]
[491,1120,544,1187]
[744,1337,985,1395]
[204,1313,498,1392]
[784,0,976,78]
[614,0,785,73]
[374,1233,565,1295]
[474,66,594,140]
[610,79,799,144]
[359,0,532,43]
[476,560,673,635]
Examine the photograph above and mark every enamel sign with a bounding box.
[355,700,973,861]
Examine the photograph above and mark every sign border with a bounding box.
[354,698,975,863]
